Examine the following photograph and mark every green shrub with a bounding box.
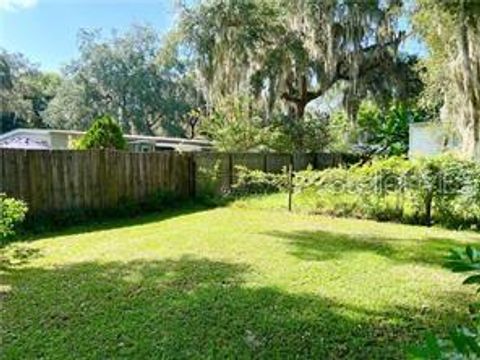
[294,155,480,229]
[232,166,288,196]
[408,155,479,227]
[0,194,28,240]
[195,160,223,199]
[355,101,427,156]
[199,95,272,152]
[76,115,127,150]
[295,157,410,221]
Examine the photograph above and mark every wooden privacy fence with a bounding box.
[0,149,193,216]
[193,152,360,194]
[0,149,359,216]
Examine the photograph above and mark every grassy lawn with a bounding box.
[1,199,479,359]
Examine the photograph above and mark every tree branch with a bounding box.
[304,31,406,103]
[279,31,406,113]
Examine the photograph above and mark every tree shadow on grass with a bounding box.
[1,257,469,359]
[263,230,473,267]
[0,246,42,271]
[3,203,216,249]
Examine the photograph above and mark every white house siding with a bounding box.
[50,132,81,148]
[409,122,460,158]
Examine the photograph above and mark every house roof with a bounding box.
[0,128,212,150]
[0,128,84,142]
[0,136,50,149]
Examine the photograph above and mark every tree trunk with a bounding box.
[457,1,480,160]
[295,99,307,120]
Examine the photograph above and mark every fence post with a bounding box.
[288,154,293,212]
[228,153,234,192]
[189,154,196,198]
[312,152,318,170]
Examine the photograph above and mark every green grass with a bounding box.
[1,198,479,359]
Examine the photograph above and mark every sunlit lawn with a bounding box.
[1,198,478,359]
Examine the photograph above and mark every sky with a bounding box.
[0,0,426,72]
[0,0,179,71]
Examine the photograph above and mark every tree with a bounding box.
[266,111,331,153]
[199,95,271,152]
[183,108,202,139]
[414,0,480,159]
[43,79,97,131]
[178,0,416,121]
[45,25,202,136]
[76,115,127,150]
[355,101,426,156]
[0,49,61,133]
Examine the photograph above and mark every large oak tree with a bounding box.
[45,25,202,136]
[0,50,61,133]
[178,0,418,121]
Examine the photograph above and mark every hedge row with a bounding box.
[294,155,480,229]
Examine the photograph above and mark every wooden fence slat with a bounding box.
[124,152,131,203]
[0,150,357,217]
[42,151,53,212]
[15,150,28,203]
[71,152,79,209]
[65,151,76,210]
[50,151,61,211]
[26,151,39,213]
[89,150,98,210]
[4,150,17,198]
[82,151,91,210]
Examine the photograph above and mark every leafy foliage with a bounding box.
[410,246,480,359]
[326,111,356,153]
[76,116,127,150]
[0,49,61,133]
[198,95,333,153]
[199,96,271,152]
[294,155,480,228]
[414,0,480,159]
[45,25,202,136]
[232,166,288,196]
[447,247,480,288]
[178,0,418,120]
[329,101,428,156]
[267,112,331,153]
[0,193,28,240]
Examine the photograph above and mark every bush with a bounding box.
[294,155,480,229]
[232,166,288,196]
[199,96,272,152]
[327,111,356,153]
[76,115,127,150]
[267,112,331,153]
[195,160,223,199]
[355,101,426,156]
[0,194,28,240]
